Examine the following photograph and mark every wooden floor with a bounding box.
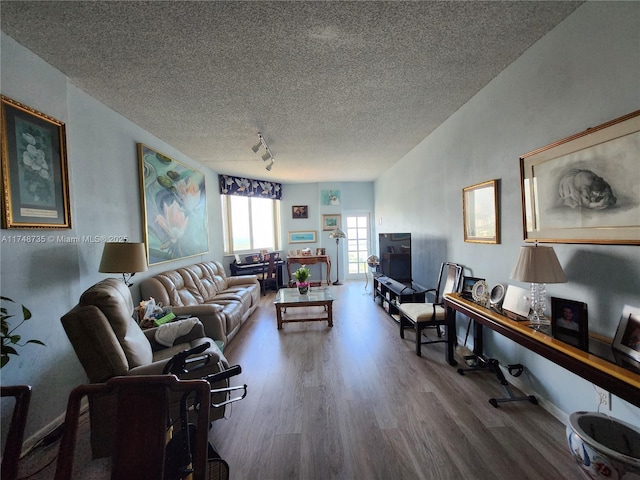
[209,281,584,480]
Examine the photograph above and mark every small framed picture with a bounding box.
[316,248,326,256]
[322,214,341,231]
[613,304,640,362]
[292,205,308,219]
[461,276,484,299]
[288,230,317,244]
[551,297,589,349]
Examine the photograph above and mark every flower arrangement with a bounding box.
[293,266,311,284]
[293,266,311,294]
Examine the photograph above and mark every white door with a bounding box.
[344,212,371,281]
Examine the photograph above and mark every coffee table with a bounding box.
[274,288,334,329]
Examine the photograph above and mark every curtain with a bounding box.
[218,174,282,199]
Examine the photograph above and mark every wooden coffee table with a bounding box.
[274,288,334,329]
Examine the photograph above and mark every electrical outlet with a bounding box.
[595,385,611,410]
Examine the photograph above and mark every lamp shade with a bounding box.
[99,242,148,274]
[510,245,566,284]
[329,228,346,239]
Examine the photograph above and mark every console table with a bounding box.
[287,255,331,286]
[444,293,640,407]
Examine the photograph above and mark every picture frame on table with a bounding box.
[292,205,308,219]
[519,110,640,245]
[322,214,341,231]
[1,95,71,228]
[551,297,589,350]
[613,304,640,363]
[462,179,499,244]
[288,230,317,244]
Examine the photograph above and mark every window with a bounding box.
[222,195,280,253]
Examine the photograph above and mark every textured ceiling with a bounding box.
[1,1,582,183]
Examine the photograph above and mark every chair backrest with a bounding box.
[1,385,32,480]
[263,254,277,278]
[54,375,211,480]
[61,278,154,382]
[435,262,463,303]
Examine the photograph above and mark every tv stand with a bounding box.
[373,274,427,322]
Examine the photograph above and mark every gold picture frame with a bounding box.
[463,179,499,244]
[1,96,71,228]
[519,110,640,245]
[322,214,341,231]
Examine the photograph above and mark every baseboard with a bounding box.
[20,398,89,458]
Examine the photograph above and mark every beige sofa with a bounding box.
[140,261,260,344]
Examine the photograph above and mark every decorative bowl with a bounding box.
[566,411,640,479]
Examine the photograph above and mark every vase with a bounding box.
[297,282,309,295]
[566,411,640,479]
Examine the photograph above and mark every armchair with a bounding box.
[61,278,229,457]
[398,262,463,358]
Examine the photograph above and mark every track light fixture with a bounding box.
[252,132,276,171]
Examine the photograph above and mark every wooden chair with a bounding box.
[256,254,278,295]
[399,262,463,356]
[54,375,211,480]
[1,385,32,480]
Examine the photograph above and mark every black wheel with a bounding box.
[457,368,465,375]
[489,398,499,408]
[528,396,538,405]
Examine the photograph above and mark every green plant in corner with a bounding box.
[1,296,45,368]
[293,266,311,284]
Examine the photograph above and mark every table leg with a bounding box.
[445,306,458,366]
[276,306,283,330]
[327,303,333,327]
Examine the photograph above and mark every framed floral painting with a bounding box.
[1,96,71,228]
[138,143,209,265]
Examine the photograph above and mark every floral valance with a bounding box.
[218,174,282,199]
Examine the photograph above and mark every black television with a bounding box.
[378,233,412,284]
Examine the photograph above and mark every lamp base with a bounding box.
[333,281,343,286]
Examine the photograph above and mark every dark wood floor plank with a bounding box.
[208,281,584,480]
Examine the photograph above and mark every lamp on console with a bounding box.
[510,244,566,324]
[329,228,347,285]
[99,242,148,287]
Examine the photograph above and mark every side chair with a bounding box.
[1,385,32,480]
[256,254,278,295]
[398,262,463,359]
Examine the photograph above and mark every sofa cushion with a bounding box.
[79,278,153,367]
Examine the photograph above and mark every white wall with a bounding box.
[375,1,640,426]
[0,32,225,446]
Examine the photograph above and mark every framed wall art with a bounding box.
[613,304,640,363]
[462,179,499,244]
[292,205,308,218]
[321,189,340,206]
[288,230,317,244]
[322,214,341,231]
[138,143,209,265]
[1,95,71,228]
[551,297,589,350]
[519,110,640,245]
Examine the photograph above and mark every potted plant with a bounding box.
[1,296,45,368]
[293,266,311,294]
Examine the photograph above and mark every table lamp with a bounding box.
[329,228,347,285]
[510,244,566,324]
[99,242,148,287]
